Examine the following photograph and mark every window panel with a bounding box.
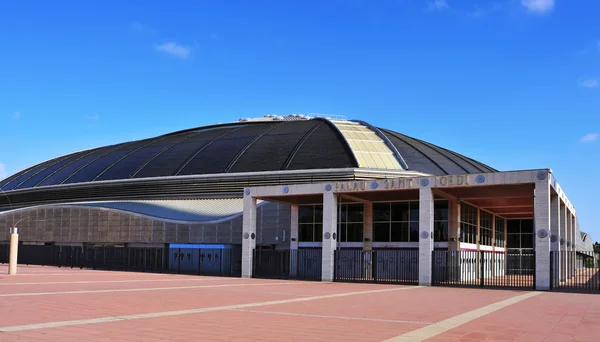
[346,223,363,242]
[373,203,390,222]
[299,224,314,242]
[299,206,314,224]
[409,222,419,242]
[373,223,390,242]
[435,221,448,242]
[314,224,323,242]
[410,202,420,222]
[391,222,409,242]
[391,202,409,221]
[434,200,449,221]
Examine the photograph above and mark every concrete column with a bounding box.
[362,201,373,279]
[241,195,257,278]
[502,219,508,277]
[418,185,434,286]
[561,203,568,281]
[9,227,19,275]
[475,208,481,279]
[491,215,496,277]
[289,204,299,277]
[448,199,460,251]
[550,195,561,286]
[363,202,373,251]
[321,191,338,282]
[569,213,575,278]
[534,178,551,291]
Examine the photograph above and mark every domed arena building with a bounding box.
[0,114,594,291]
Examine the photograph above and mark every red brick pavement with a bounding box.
[428,291,600,342]
[1,265,600,341]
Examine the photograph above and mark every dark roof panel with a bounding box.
[285,121,356,170]
[2,118,497,190]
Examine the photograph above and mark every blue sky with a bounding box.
[0,0,598,238]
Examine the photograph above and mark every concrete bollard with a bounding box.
[9,227,19,275]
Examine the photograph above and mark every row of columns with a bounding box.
[536,180,577,290]
[548,190,577,286]
[242,179,578,290]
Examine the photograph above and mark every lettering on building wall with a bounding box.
[335,181,367,192]
[384,178,415,190]
[435,175,469,187]
[334,175,473,193]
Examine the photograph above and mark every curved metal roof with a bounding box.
[0,116,496,191]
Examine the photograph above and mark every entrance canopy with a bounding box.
[250,169,574,221]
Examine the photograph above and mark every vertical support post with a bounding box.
[321,191,337,282]
[569,213,575,278]
[503,219,508,276]
[550,195,561,285]
[9,227,19,275]
[560,202,567,282]
[475,208,481,279]
[241,193,257,278]
[362,201,373,280]
[491,214,496,277]
[534,174,551,291]
[363,202,373,251]
[289,205,299,277]
[418,181,434,286]
[561,203,568,281]
[447,199,460,251]
[448,199,460,282]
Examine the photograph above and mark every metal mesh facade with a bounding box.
[0,202,291,246]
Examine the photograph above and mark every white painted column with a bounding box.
[289,204,299,277]
[8,227,19,275]
[534,177,551,291]
[569,213,575,278]
[560,203,567,282]
[491,215,496,277]
[550,195,561,286]
[321,191,338,282]
[362,201,373,280]
[475,208,481,279]
[418,183,434,286]
[448,199,460,282]
[241,194,257,278]
[363,202,373,251]
[448,199,460,251]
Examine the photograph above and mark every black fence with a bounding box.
[334,248,419,285]
[432,250,535,289]
[550,251,600,293]
[253,248,322,281]
[85,246,166,272]
[0,243,167,272]
[169,246,242,277]
[0,243,8,263]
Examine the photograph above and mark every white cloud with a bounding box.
[521,0,554,14]
[581,79,599,88]
[0,163,7,180]
[580,133,599,143]
[86,114,100,120]
[154,42,191,59]
[12,111,20,120]
[427,0,449,11]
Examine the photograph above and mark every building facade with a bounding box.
[0,115,592,290]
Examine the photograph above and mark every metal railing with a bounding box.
[334,248,419,284]
[253,248,322,281]
[550,250,600,292]
[432,250,535,289]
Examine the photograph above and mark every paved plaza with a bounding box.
[0,265,599,341]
